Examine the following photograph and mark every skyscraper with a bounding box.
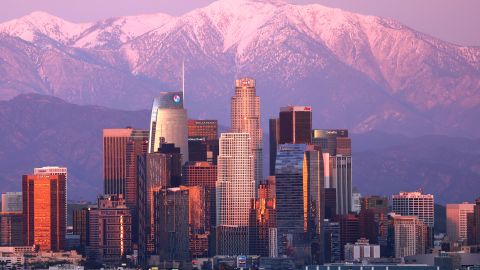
[391,214,427,258]
[1,192,22,212]
[279,106,312,144]
[149,92,189,162]
[216,133,255,255]
[87,195,132,265]
[392,191,434,249]
[22,173,66,251]
[359,196,388,244]
[188,119,218,140]
[312,129,352,215]
[275,144,324,263]
[231,78,263,187]
[0,212,23,246]
[447,203,474,243]
[269,118,280,176]
[103,128,148,206]
[155,187,190,261]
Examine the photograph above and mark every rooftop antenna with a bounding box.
[182,60,185,102]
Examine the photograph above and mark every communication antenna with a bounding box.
[182,60,185,102]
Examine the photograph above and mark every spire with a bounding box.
[182,60,185,102]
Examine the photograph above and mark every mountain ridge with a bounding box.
[0,0,479,137]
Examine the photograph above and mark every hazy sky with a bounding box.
[2,0,479,46]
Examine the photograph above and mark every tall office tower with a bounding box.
[73,207,93,254]
[466,198,480,245]
[359,196,389,244]
[0,212,23,246]
[22,173,66,251]
[188,119,218,140]
[391,214,427,258]
[87,195,132,265]
[269,118,280,176]
[312,129,352,215]
[149,92,189,162]
[324,188,337,220]
[279,106,312,144]
[323,221,341,263]
[275,144,324,264]
[103,128,148,206]
[1,192,22,212]
[34,166,68,231]
[216,133,255,255]
[447,203,474,244]
[249,180,276,257]
[392,191,434,248]
[159,143,182,187]
[336,214,360,260]
[231,78,263,187]
[155,187,190,261]
[137,152,170,257]
[183,162,217,231]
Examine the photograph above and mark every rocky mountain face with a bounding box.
[0,94,149,200]
[0,0,479,136]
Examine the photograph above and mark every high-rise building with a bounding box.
[137,152,170,257]
[275,144,324,263]
[391,214,427,258]
[324,221,341,263]
[312,129,352,215]
[324,188,337,220]
[466,198,480,246]
[446,203,474,244]
[155,187,190,261]
[0,212,23,246]
[336,214,360,260]
[231,78,263,187]
[359,196,389,244]
[73,207,94,254]
[216,133,255,255]
[279,106,312,144]
[87,195,132,265]
[22,173,66,251]
[103,128,148,206]
[148,92,189,162]
[269,118,280,176]
[351,188,361,214]
[249,178,276,257]
[1,192,22,213]
[188,119,218,140]
[392,191,434,248]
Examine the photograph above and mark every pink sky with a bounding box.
[2,0,479,46]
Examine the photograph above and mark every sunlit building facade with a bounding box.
[231,78,263,187]
[22,174,66,251]
[446,203,474,243]
[148,92,188,162]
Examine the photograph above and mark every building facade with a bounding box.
[216,133,255,255]
[1,192,22,213]
[22,173,66,251]
[278,106,312,144]
[188,119,218,140]
[231,78,263,187]
[446,203,474,243]
[148,92,189,162]
[391,214,427,258]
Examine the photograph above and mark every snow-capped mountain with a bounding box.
[0,0,479,136]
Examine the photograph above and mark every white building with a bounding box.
[216,133,255,255]
[392,191,434,227]
[344,238,380,262]
[148,92,188,161]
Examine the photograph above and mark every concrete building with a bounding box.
[446,203,474,243]
[344,238,380,262]
[392,214,428,258]
[1,192,22,213]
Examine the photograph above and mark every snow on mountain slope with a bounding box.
[0,11,91,44]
